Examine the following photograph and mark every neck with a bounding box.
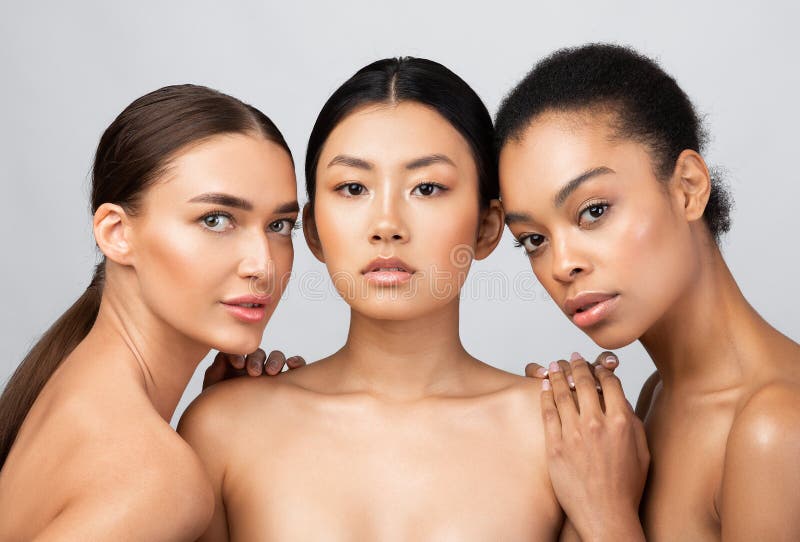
[639,242,774,394]
[80,277,209,421]
[330,298,475,400]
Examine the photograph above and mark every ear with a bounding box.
[302,203,325,263]
[672,150,711,223]
[93,203,135,266]
[474,199,505,261]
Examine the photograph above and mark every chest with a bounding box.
[224,410,560,541]
[640,396,736,542]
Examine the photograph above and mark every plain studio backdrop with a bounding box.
[1,1,798,426]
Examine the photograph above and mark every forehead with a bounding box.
[320,101,474,166]
[499,111,653,201]
[144,133,297,208]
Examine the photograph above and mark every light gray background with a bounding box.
[1,1,798,426]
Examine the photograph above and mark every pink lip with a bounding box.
[564,292,620,328]
[361,257,415,287]
[221,295,271,324]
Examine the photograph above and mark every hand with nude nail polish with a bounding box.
[540,352,649,542]
[202,349,306,389]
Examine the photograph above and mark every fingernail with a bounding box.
[567,374,575,389]
[549,361,561,373]
[570,352,582,362]
[542,379,551,391]
[605,355,618,366]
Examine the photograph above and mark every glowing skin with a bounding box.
[181,102,563,541]
[311,103,485,321]
[128,133,298,356]
[0,133,299,540]
[501,111,698,349]
[500,110,800,542]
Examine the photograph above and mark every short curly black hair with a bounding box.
[495,43,732,241]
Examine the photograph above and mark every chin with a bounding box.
[210,332,264,356]
[584,325,639,351]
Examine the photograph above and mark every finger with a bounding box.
[264,350,287,376]
[286,355,306,369]
[524,362,549,379]
[548,360,579,426]
[558,359,575,391]
[568,353,603,416]
[202,353,228,389]
[245,349,267,376]
[540,378,563,446]
[591,351,619,372]
[632,416,651,471]
[223,352,246,370]
[594,366,629,413]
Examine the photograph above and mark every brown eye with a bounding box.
[412,182,445,197]
[341,183,365,196]
[579,203,609,226]
[517,233,546,254]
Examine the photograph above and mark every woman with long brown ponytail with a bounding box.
[0,84,300,540]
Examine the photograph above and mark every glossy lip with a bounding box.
[361,257,416,286]
[220,294,272,324]
[563,291,620,328]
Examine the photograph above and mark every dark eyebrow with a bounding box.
[505,211,536,226]
[327,155,373,170]
[404,153,456,170]
[274,201,300,214]
[188,192,253,211]
[554,166,616,207]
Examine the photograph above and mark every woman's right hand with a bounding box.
[541,353,648,542]
[202,349,306,389]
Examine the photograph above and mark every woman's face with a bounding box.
[499,111,699,349]
[310,101,493,321]
[127,133,298,354]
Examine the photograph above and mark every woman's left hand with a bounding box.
[541,352,649,542]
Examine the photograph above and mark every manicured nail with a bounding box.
[542,379,551,391]
[605,355,618,366]
[570,351,582,362]
[536,367,549,378]
[549,361,561,373]
[567,374,575,389]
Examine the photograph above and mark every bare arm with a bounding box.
[178,396,234,542]
[719,385,800,541]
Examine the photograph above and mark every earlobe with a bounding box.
[93,203,134,266]
[474,199,505,261]
[674,150,711,222]
[302,204,325,263]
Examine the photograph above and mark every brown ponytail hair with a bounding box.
[0,84,291,467]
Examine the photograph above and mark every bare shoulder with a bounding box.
[52,399,214,539]
[728,381,800,455]
[635,370,661,420]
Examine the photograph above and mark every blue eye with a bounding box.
[515,233,547,255]
[268,219,296,237]
[201,212,234,233]
[412,182,446,197]
[578,202,609,226]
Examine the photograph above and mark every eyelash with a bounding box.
[333,181,449,197]
[198,210,300,236]
[512,200,612,256]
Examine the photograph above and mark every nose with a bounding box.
[369,187,409,244]
[238,231,274,294]
[550,233,590,284]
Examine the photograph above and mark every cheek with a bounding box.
[608,205,695,312]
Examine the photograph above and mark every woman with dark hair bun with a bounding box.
[179,58,564,540]
[0,84,301,539]
[497,43,800,540]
